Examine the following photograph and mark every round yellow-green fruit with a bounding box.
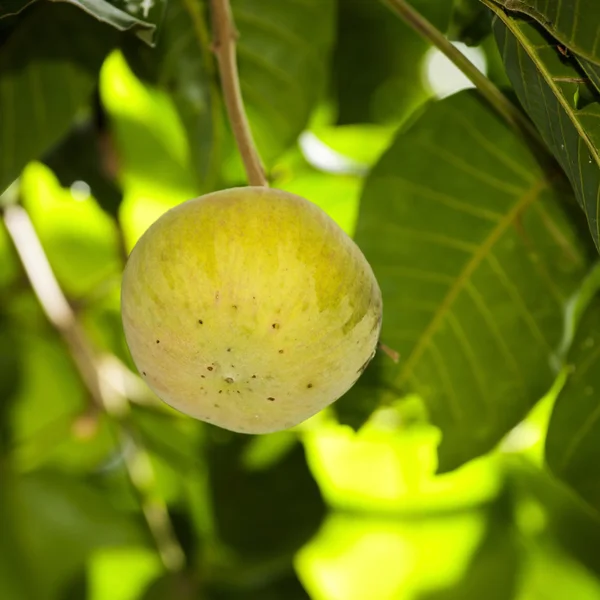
[121,186,382,433]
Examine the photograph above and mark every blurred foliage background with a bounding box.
[2,0,600,599]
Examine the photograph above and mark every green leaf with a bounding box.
[206,431,325,564]
[355,89,590,472]
[207,570,310,600]
[417,496,520,600]
[0,2,117,194]
[11,469,146,600]
[488,6,600,251]
[122,0,222,192]
[42,116,123,219]
[0,0,36,19]
[0,466,41,600]
[333,0,431,125]
[232,0,336,164]
[545,294,600,513]
[447,0,492,46]
[578,57,600,94]
[0,313,22,452]
[63,0,163,45]
[99,50,200,249]
[489,0,600,64]
[20,162,122,299]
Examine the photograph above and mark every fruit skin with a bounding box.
[121,186,382,433]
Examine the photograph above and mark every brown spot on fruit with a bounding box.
[252,375,256,379]
[307,383,313,388]
[267,397,275,401]
[225,377,234,384]
[156,340,160,344]
[272,323,280,329]
[198,319,203,324]
[207,366,214,371]
[278,349,284,354]
[142,371,147,376]
[227,348,231,352]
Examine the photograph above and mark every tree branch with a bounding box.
[382,0,548,155]
[2,203,185,573]
[210,0,268,187]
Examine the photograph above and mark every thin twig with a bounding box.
[210,0,268,187]
[2,203,186,573]
[382,0,548,155]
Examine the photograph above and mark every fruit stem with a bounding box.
[2,203,186,574]
[210,0,268,187]
[382,0,547,155]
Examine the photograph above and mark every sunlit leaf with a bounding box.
[0,2,117,194]
[488,6,600,251]
[88,546,162,600]
[419,497,521,600]
[296,510,487,600]
[303,412,501,514]
[355,89,591,471]
[20,162,122,298]
[99,50,199,248]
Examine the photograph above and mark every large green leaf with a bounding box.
[487,5,600,251]
[489,0,600,64]
[355,90,591,472]
[0,2,117,194]
[231,0,336,164]
[545,294,600,513]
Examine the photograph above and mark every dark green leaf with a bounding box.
[332,351,401,430]
[448,0,493,46]
[42,117,123,219]
[232,0,336,164]
[507,456,600,579]
[0,465,41,600]
[0,2,117,194]
[0,0,36,19]
[333,0,431,125]
[489,6,600,250]
[355,90,590,472]
[207,569,310,600]
[546,294,600,513]
[206,431,325,563]
[66,0,164,44]
[0,313,21,452]
[578,57,600,94]
[489,0,600,63]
